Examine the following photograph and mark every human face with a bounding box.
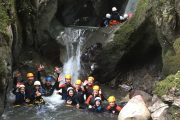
[109,102,115,107]
[69,90,74,97]
[20,88,25,93]
[46,81,51,86]
[95,101,101,106]
[28,77,34,84]
[75,84,81,89]
[35,85,40,90]
[65,78,71,83]
[93,90,99,96]
[88,80,93,86]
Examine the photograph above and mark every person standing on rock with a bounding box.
[109,7,120,26]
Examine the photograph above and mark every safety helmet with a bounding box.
[112,7,117,12]
[123,13,128,19]
[34,81,41,86]
[27,73,34,78]
[108,96,116,103]
[45,76,53,82]
[120,16,124,20]
[65,74,72,79]
[95,97,101,102]
[88,76,94,82]
[93,85,100,91]
[75,79,82,85]
[106,13,111,19]
[19,84,25,88]
[67,87,74,92]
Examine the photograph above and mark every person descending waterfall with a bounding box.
[12,84,26,106]
[102,13,111,27]
[83,76,95,99]
[106,96,122,114]
[109,7,120,26]
[24,73,36,104]
[33,81,45,105]
[57,74,74,100]
[74,79,86,108]
[88,97,104,113]
[66,87,79,108]
[85,85,105,108]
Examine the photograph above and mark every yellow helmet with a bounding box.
[88,76,94,82]
[75,79,82,85]
[93,85,100,91]
[65,74,72,79]
[27,73,34,78]
[108,96,116,103]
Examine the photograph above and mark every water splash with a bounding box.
[124,0,139,14]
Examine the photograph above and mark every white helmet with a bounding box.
[95,97,101,101]
[112,7,117,12]
[124,13,128,19]
[34,81,41,86]
[67,87,74,92]
[106,13,111,19]
[120,16,124,20]
[19,84,25,88]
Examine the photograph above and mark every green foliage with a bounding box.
[154,72,180,97]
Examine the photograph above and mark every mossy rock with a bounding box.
[154,71,180,97]
[168,106,180,120]
[163,37,180,75]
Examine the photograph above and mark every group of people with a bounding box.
[102,7,129,27]
[12,65,123,114]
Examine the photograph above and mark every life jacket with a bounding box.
[66,95,78,106]
[109,20,120,26]
[111,11,120,21]
[106,104,122,114]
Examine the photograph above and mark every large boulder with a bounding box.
[118,95,151,120]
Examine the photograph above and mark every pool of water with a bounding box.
[1,85,126,120]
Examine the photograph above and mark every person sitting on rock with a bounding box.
[56,74,74,100]
[109,7,120,26]
[74,79,86,108]
[88,97,104,113]
[12,84,26,106]
[106,96,122,114]
[102,13,111,27]
[85,85,105,108]
[33,81,45,105]
[66,87,80,108]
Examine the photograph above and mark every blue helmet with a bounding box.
[45,76,53,82]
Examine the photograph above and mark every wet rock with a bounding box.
[148,95,170,120]
[118,95,151,120]
[173,97,180,108]
[162,94,174,103]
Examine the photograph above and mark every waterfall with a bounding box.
[57,28,87,83]
[124,0,139,14]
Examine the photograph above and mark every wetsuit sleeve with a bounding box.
[13,77,18,89]
[116,105,122,111]
[52,73,60,90]
[12,88,18,95]
[85,95,92,105]
[37,71,42,82]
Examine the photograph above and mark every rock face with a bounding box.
[118,95,151,120]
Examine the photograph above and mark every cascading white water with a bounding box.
[58,28,86,83]
[124,0,138,14]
